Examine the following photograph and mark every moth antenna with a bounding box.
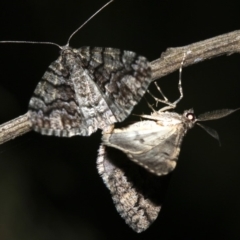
[0,0,113,49]
[197,123,221,146]
[66,0,114,46]
[0,40,61,49]
[197,108,240,121]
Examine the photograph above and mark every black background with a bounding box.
[0,0,240,239]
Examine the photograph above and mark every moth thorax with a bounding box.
[61,49,79,68]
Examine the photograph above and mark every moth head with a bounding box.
[182,109,197,129]
[60,47,80,65]
[60,45,74,56]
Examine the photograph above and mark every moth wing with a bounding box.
[28,57,88,137]
[83,47,152,122]
[28,47,151,137]
[102,120,185,176]
[97,145,170,233]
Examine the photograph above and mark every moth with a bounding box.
[97,52,240,232]
[1,0,152,137]
[100,108,239,176]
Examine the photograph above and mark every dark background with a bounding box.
[0,0,240,239]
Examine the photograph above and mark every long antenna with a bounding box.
[0,0,114,49]
[66,0,114,46]
[0,40,61,49]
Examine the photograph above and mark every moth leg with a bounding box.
[172,52,187,106]
[147,82,175,110]
[153,81,169,103]
[157,52,188,111]
[147,51,188,112]
[143,96,158,112]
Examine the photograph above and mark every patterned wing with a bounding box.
[97,145,170,233]
[28,47,151,137]
[102,120,186,176]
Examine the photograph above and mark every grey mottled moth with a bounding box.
[97,52,240,232]
[0,0,151,137]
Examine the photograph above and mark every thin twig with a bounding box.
[0,30,240,145]
[151,30,240,80]
[0,113,32,145]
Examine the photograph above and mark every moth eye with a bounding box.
[186,113,195,121]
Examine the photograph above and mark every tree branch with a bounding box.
[1,30,240,145]
[151,30,240,80]
[0,113,32,145]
